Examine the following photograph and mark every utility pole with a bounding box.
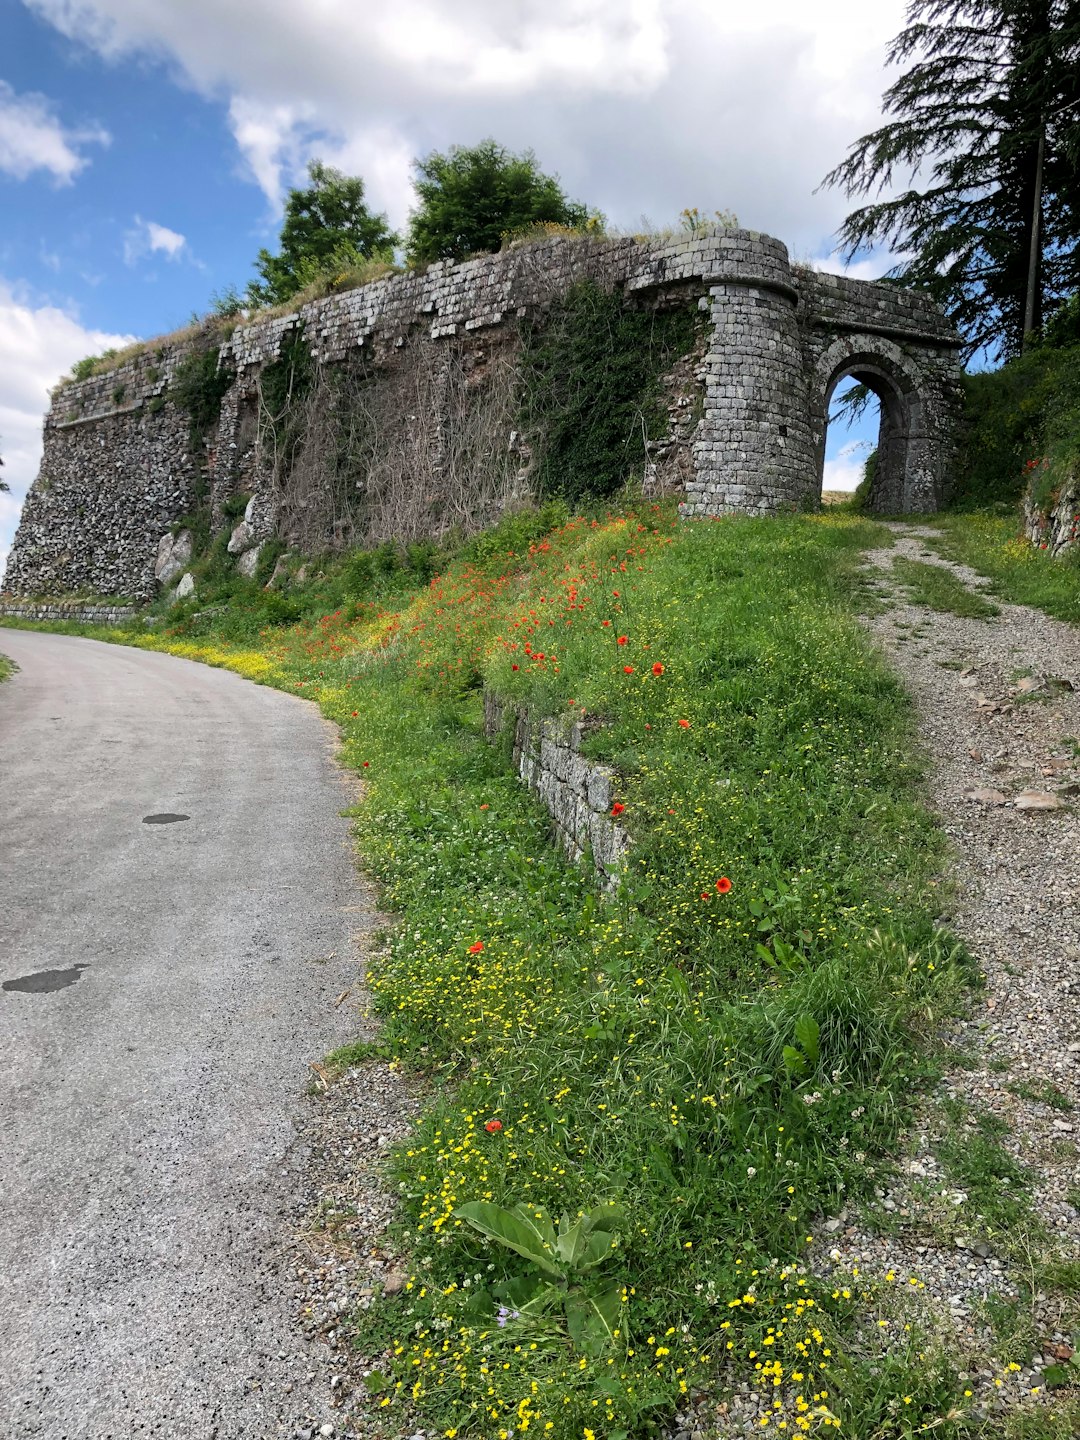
[1022,125,1045,350]
[1023,96,1080,351]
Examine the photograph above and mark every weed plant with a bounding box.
[927,514,1080,624]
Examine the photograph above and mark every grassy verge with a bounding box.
[927,512,1080,625]
[890,556,1000,619]
[12,505,1065,1434]
[0,653,14,682]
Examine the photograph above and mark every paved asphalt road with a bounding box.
[0,630,373,1439]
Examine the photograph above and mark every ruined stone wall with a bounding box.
[4,228,963,600]
[483,691,629,888]
[3,347,197,600]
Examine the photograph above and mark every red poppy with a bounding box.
[468,941,484,954]
[485,1119,503,1133]
[701,892,710,901]
[351,710,359,717]
[651,662,664,676]
[363,761,370,768]
[611,802,626,817]
[511,664,519,671]
[479,804,489,810]
[678,719,691,729]
[623,665,634,674]
[716,877,732,894]
[617,635,628,646]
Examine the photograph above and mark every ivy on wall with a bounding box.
[519,280,701,505]
[171,344,234,452]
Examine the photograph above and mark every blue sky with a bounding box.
[1,0,908,577]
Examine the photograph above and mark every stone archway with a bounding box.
[810,334,950,514]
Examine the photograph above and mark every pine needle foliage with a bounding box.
[823,0,1080,360]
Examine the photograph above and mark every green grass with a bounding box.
[1007,1081,1074,1113]
[23,503,1055,1436]
[928,511,1080,624]
[132,504,995,1436]
[0,653,14,682]
[891,555,1001,618]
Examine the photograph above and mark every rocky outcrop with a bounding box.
[1024,465,1080,556]
[155,529,192,585]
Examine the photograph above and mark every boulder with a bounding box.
[266,554,291,589]
[227,519,251,555]
[236,544,263,579]
[155,529,192,586]
[174,572,196,601]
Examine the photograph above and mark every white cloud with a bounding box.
[822,439,872,493]
[123,215,190,265]
[0,280,134,584]
[0,79,109,183]
[27,0,907,249]
[808,250,905,282]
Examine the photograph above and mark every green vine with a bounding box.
[171,344,234,454]
[520,281,700,505]
[259,326,315,480]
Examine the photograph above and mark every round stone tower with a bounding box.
[680,231,816,517]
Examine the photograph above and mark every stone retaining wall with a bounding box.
[0,600,139,625]
[483,691,629,887]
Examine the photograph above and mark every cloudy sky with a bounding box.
[0,0,909,578]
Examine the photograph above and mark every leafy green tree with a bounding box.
[823,0,1080,359]
[406,139,593,264]
[248,161,398,306]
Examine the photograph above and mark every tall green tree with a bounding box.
[406,139,593,265]
[823,0,1080,359]
[248,161,398,307]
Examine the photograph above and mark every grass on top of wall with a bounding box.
[8,504,1072,1437]
[928,510,1080,625]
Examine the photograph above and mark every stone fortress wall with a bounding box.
[4,228,963,600]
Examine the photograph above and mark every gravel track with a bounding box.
[806,525,1080,1411]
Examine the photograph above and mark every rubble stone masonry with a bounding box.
[4,229,962,599]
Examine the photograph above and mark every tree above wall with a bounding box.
[823,0,1080,361]
[406,139,595,265]
[247,162,399,307]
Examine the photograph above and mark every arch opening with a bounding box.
[821,376,882,506]
[820,359,917,513]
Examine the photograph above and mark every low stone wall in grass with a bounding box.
[0,600,138,625]
[483,691,629,886]
[1024,469,1080,556]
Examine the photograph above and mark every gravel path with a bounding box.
[808,525,1080,1409]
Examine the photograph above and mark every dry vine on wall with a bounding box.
[260,332,529,554]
